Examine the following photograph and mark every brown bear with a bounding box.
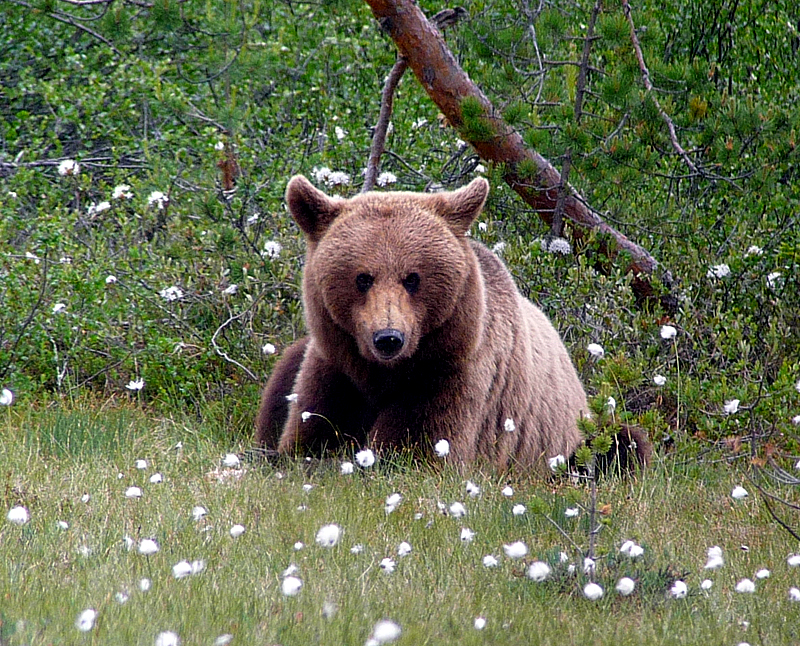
[255,175,649,472]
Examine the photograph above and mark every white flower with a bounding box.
[221,453,240,468]
[628,544,645,558]
[262,343,276,355]
[501,485,514,497]
[465,481,481,497]
[653,374,667,386]
[7,506,29,525]
[230,524,246,538]
[81,493,90,503]
[87,201,111,216]
[660,325,677,340]
[616,577,636,596]
[326,171,351,186]
[159,286,184,302]
[767,271,782,289]
[192,506,208,521]
[583,557,596,574]
[724,399,740,414]
[482,555,499,567]
[669,580,688,598]
[150,473,163,484]
[113,184,133,199]
[583,582,604,600]
[707,264,731,279]
[735,578,755,593]
[155,631,180,646]
[340,461,354,475]
[135,459,148,470]
[75,609,97,632]
[527,561,551,582]
[492,241,506,254]
[281,576,303,596]
[58,159,80,176]
[460,527,475,543]
[434,439,450,457]
[397,541,412,557]
[379,557,396,573]
[412,117,428,129]
[477,222,488,233]
[449,501,467,518]
[474,164,486,173]
[376,171,397,187]
[512,504,526,516]
[262,240,282,259]
[548,454,566,472]
[564,507,579,518]
[312,166,331,183]
[700,579,713,591]
[745,245,763,256]
[115,591,129,604]
[301,411,312,422]
[147,191,169,209]
[796,378,800,394]
[138,538,159,555]
[126,378,144,391]
[755,568,770,579]
[190,559,205,575]
[355,448,376,468]
[385,493,402,514]
[547,237,572,255]
[52,303,66,314]
[606,396,617,413]
[334,126,347,141]
[125,486,142,499]
[222,284,238,296]
[0,388,13,406]
[25,251,40,264]
[282,564,298,578]
[294,541,305,550]
[370,619,401,644]
[503,541,528,559]
[731,485,749,500]
[350,544,364,554]
[790,587,800,602]
[474,617,487,630]
[504,417,516,432]
[794,416,800,427]
[559,552,569,563]
[173,560,193,579]
[704,545,724,570]
[587,343,605,358]
[58,520,69,530]
[214,141,225,151]
[787,554,800,567]
[215,635,234,646]
[316,524,341,547]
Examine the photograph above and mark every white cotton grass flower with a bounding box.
[465,481,481,497]
[105,275,117,286]
[57,520,69,530]
[492,241,506,254]
[724,399,740,414]
[385,493,402,514]
[150,472,163,484]
[397,541,412,557]
[669,580,688,599]
[0,388,13,406]
[745,245,763,257]
[214,635,234,646]
[564,507,579,518]
[735,578,756,594]
[616,577,636,596]
[294,541,305,550]
[138,579,152,594]
[660,325,677,340]
[190,559,205,575]
[350,544,364,554]
[583,582,604,600]
[281,576,303,596]
[7,506,29,525]
[262,342,276,355]
[704,546,724,570]
[376,171,398,187]
[154,631,180,646]
[548,454,566,472]
[75,608,97,632]
[115,591,129,604]
[787,554,800,567]
[262,240,283,259]
[707,264,731,279]
[501,485,514,497]
[355,448,376,468]
[731,486,749,500]
[340,461,354,475]
[368,619,402,644]
[222,453,240,468]
[192,505,208,521]
[125,486,143,499]
[315,524,342,547]
[527,561,551,582]
[58,159,80,176]
[606,396,617,413]
[790,587,800,602]
[126,378,144,391]
[460,527,475,543]
[113,184,133,199]
[587,343,605,358]
[230,524,246,538]
[474,617,487,630]
[583,557,596,574]
[700,579,713,591]
[159,286,184,302]
[512,504,526,516]
[755,568,770,579]
[282,564,299,578]
[172,561,193,579]
[147,191,169,209]
[434,439,450,457]
[767,271,782,289]
[123,535,135,551]
[302,483,314,492]
[503,541,528,559]
[653,374,667,386]
[482,555,499,567]
[52,303,66,314]
[138,538,159,555]
[135,459,148,470]
[504,417,516,432]
[449,501,467,518]
[379,557,396,573]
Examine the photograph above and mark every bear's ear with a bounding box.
[285,175,343,241]
[433,177,489,235]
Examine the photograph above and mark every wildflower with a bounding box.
[385,493,402,514]
[81,493,91,503]
[504,418,516,432]
[126,378,144,391]
[281,576,303,596]
[707,264,731,278]
[340,461,354,475]
[474,617,487,630]
[215,635,234,646]
[159,286,184,302]
[731,486,749,500]
[735,579,756,593]
[449,501,466,517]
[351,544,364,554]
[503,541,528,559]
[294,541,305,550]
[669,580,688,598]
[583,557,596,574]
[587,343,605,358]
[262,343,276,355]
[285,393,298,402]
[755,568,770,579]
[0,388,13,406]
[369,619,401,644]
[135,459,148,470]
[606,396,617,413]
[653,374,667,386]
[355,448,376,468]
[787,554,800,567]
[173,561,193,579]
[87,201,111,217]
[150,473,163,484]
[700,579,713,590]
[616,577,635,596]
[660,325,677,340]
[326,171,351,186]
[790,587,800,602]
[745,245,763,256]
[546,237,572,255]
[155,631,180,646]
[796,378,800,394]
[221,453,240,468]
[7,506,29,525]
[527,561,551,582]
[548,454,566,472]
[565,507,579,518]
[583,582,604,600]
[501,485,514,497]
[25,251,40,264]
[147,191,169,209]
[58,520,69,530]
[465,481,481,497]
[334,126,347,141]
[492,241,506,254]
[222,284,238,296]
[704,546,724,569]
[793,416,800,427]
[58,159,80,176]
[434,439,450,457]
[376,172,397,187]
[113,184,133,199]
[282,564,298,578]
[301,411,312,422]
[192,506,208,521]
[512,504,526,516]
[724,399,740,414]
[262,240,282,259]
[312,166,331,183]
[52,303,66,314]
[316,524,341,547]
[397,541,412,556]
[116,591,129,604]
[139,578,152,592]
[559,552,569,563]
[474,164,486,173]
[766,272,782,289]
[125,486,142,499]
[482,555,499,567]
[379,557,396,573]
[75,609,97,632]
[460,527,475,543]
[412,117,428,129]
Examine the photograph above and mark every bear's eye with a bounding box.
[402,272,420,295]
[356,273,374,293]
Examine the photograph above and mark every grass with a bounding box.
[2,405,800,645]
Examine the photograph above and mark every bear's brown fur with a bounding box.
[255,175,648,472]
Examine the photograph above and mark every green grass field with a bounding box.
[3,405,799,645]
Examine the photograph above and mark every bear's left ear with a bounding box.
[285,175,344,242]
[433,177,489,235]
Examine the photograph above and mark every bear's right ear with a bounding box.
[285,175,343,242]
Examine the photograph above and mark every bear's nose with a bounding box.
[373,328,405,359]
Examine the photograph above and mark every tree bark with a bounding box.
[364,0,659,279]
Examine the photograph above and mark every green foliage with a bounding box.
[459,96,494,142]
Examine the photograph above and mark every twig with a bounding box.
[211,309,259,382]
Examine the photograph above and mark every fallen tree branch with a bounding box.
[364,0,659,279]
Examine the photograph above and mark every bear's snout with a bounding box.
[372,328,405,359]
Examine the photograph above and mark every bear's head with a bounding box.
[286,175,489,365]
